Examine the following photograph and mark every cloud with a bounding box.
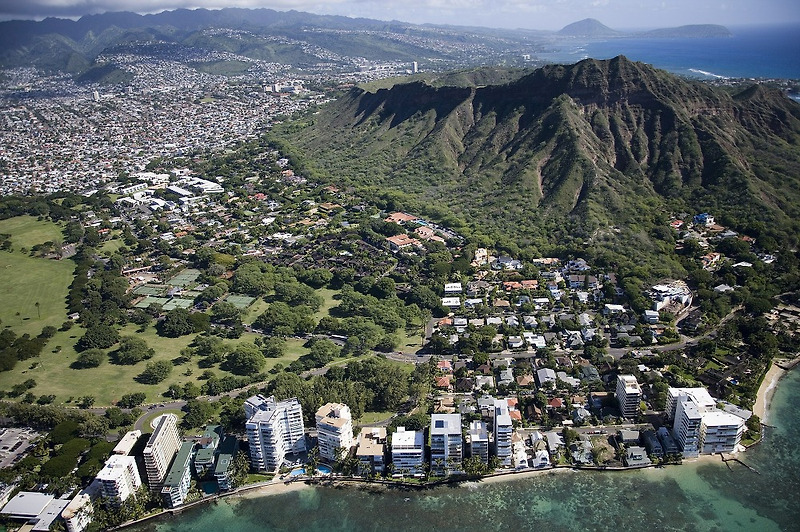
[0,0,797,27]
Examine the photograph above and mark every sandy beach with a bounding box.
[234,478,313,500]
[754,362,788,422]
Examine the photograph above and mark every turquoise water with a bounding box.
[289,464,332,476]
[137,369,800,531]
[538,24,800,79]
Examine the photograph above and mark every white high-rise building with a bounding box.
[430,414,463,474]
[667,388,745,457]
[95,455,142,506]
[493,399,513,467]
[391,427,424,477]
[315,403,354,462]
[143,414,181,491]
[469,420,489,464]
[616,375,642,419]
[245,394,306,472]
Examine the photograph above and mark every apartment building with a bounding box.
[96,455,142,506]
[391,427,424,477]
[161,441,194,509]
[667,387,746,456]
[356,427,387,475]
[616,375,642,419]
[245,395,306,472]
[468,420,489,464]
[315,403,354,462]
[430,414,463,475]
[143,414,181,491]
[494,400,513,467]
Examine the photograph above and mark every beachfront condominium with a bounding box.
[245,394,306,472]
[667,387,745,457]
[616,375,642,419]
[494,399,513,467]
[430,413,463,475]
[469,420,489,464]
[143,413,181,491]
[315,402,354,462]
[95,455,142,506]
[161,441,194,509]
[391,427,424,477]
[356,427,387,475]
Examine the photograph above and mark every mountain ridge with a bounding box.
[274,56,800,272]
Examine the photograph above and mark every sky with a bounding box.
[0,0,798,30]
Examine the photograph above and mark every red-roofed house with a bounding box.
[385,212,419,225]
[386,234,421,251]
[435,375,453,390]
[548,397,564,409]
[437,360,453,373]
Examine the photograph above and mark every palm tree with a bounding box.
[306,446,319,476]
[591,446,608,466]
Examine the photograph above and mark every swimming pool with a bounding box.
[288,464,332,476]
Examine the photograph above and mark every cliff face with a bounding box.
[289,56,800,250]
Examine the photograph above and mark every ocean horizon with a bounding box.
[537,23,800,80]
[133,368,800,532]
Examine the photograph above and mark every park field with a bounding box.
[0,216,74,337]
[0,216,417,406]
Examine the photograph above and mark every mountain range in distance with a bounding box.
[0,8,733,78]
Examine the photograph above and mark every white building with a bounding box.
[245,395,306,472]
[391,427,424,477]
[356,427,386,475]
[494,400,513,467]
[667,388,745,457]
[430,414,463,475]
[161,441,194,509]
[96,455,142,506]
[468,420,489,464]
[315,403,354,462]
[143,414,181,491]
[61,486,97,532]
[616,375,642,419]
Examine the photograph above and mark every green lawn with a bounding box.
[313,288,340,320]
[0,215,64,250]
[99,238,125,255]
[355,410,394,425]
[0,217,74,338]
[0,320,321,406]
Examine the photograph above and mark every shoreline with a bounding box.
[753,354,800,422]
[118,359,798,530]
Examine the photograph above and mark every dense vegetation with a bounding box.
[274,57,800,282]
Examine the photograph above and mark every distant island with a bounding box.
[556,18,732,39]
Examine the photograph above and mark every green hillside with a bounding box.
[274,56,800,278]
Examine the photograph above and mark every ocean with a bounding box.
[136,368,800,532]
[536,24,800,80]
